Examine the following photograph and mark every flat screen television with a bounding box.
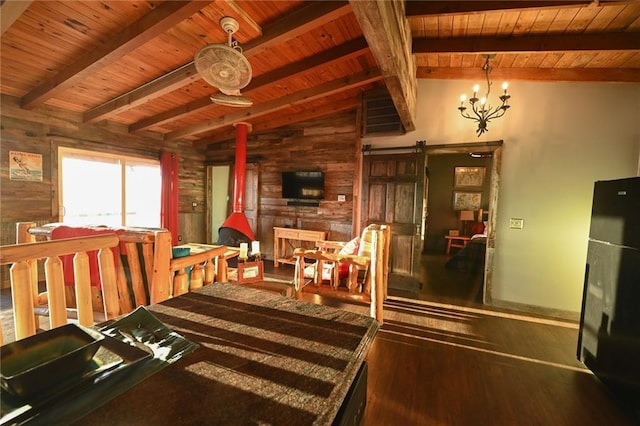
[282,171,324,200]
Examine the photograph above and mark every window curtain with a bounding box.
[160,151,179,246]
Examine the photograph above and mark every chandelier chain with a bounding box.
[483,56,492,99]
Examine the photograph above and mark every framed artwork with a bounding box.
[453,191,482,211]
[454,166,485,187]
[9,151,43,182]
[236,261,264,283]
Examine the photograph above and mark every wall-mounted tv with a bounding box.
[282,171,324,200]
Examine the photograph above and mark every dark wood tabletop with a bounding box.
[76,283,379,425]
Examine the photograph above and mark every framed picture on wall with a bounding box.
[454,166,485,187]
[9,151,43,182]
[453,191,482,211]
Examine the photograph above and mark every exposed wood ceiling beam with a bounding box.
[413,33,640,54]
[405,1,626,17]
[241,1,352,58]
[220,0,262,37]
[83,63,202,124]
[1,0,32,36]
[349,0,417,132]
[247,37,368,89]
[416,67,640,82]
[128,96,211,134]
[166,68,382,140]
[194,98,360,146]
[83,1,351,123]
[20,0,211,109]
[129,37,369,132]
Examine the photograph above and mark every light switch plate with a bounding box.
[338,194,346,202]
[509,218,524,229]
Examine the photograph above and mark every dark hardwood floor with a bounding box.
[365,300,638,425]
[416,250,485,305]
[266,260,639,425]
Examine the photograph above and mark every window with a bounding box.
[59,148,161,227]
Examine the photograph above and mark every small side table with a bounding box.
[444,236,471,255]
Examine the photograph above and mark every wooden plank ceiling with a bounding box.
[1,0,638,147]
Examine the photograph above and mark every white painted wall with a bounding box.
[364,79,640,312]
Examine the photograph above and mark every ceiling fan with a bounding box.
[194,17,253,107]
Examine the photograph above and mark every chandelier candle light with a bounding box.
[458,54,511,137]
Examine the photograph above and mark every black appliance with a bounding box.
[577,177,640,416]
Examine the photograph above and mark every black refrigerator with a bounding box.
[577,177,640,412]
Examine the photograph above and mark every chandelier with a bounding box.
[458,54,511,137]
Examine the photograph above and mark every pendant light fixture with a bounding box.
[458,54,511,136]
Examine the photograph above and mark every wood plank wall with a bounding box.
[0,95,207,287]
[1,94,362,278]
[205,111,360,260]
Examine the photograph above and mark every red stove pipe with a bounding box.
[233,122,247,213]
[218,122,256,242]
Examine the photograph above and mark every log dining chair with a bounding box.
[293,224,390,322]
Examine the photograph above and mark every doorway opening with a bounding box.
[208,165,230,243]
[388,141,502,308]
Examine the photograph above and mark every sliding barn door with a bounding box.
[361,152,425,278]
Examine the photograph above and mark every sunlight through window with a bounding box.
[126,163,161,227]
[59,148,160,227]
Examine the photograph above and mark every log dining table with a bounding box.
[71,283,379,425]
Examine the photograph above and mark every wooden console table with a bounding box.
[445,235,471,255]
[273,227,326,267]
